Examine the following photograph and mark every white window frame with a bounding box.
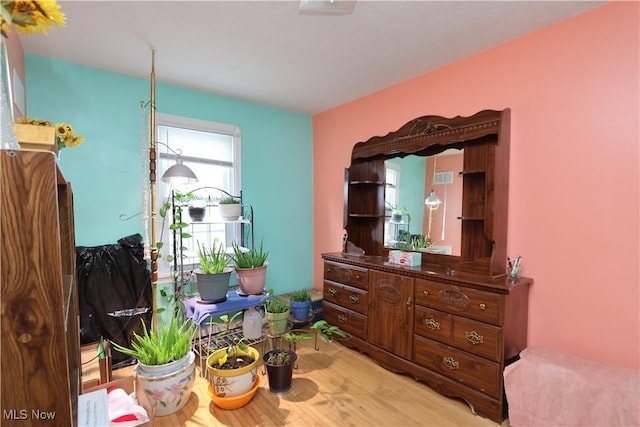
[155,113,242,279]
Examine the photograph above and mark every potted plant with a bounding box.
[232,239,269,295]
[262,348,297,393]
[263,320,347,392]
[265,297,290,334]
[194,239,233,303]
[218,196,242,221]
[205,312,260,407]
[111,315,197,417]
[289,289,312,321]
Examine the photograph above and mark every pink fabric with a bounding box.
[107,388,149,427]
[504,346,639,426]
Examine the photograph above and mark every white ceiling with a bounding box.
[19,0,604,115]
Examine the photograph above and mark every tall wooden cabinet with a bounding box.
[1,149,80,426]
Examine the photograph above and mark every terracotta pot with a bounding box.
[235,264,267,295]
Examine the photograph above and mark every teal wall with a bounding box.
[24,54,313,296]
[394,156,426,236]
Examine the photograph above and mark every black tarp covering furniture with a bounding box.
[76,234,152,367]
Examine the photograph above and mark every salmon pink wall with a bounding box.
[313,3,639,370]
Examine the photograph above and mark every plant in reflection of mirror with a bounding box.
[411,234,438,250]
[393,232,438,251]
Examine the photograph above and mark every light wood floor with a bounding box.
[108,339,508,427]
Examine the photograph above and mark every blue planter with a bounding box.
[290,300,311,321]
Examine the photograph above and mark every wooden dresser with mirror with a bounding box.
[322,109,531,423]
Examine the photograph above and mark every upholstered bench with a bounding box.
[504,346,639,426]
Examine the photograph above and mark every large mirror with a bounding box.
[344,109,510,277]
[384,149,463,255]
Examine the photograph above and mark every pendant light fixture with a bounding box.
[158,142,198,184]
[425,157,442,210]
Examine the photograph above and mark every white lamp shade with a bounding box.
[425,189,442,210]
[161,159,198,184]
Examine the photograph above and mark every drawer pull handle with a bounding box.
[355,274,361,279]
[326,267,332,272]
[349,294,359,304]
[465,330,484,345]
[337,314,347,323]
[424,317,440,330]
[423,290,429,297]
[406,297,412,307]
[328,288,337,297]
[442,356,460,370]
[479,303,486,310]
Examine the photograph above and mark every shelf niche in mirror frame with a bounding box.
[343,109,511,278]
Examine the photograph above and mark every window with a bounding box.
[384,162,400,246]
[155,113,241,277]
[385,162,400,212]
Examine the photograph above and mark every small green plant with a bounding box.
[265,350,293,366]
[111,315,197,366]
[277,320,347,364]
[207,311,255,368]
[411,234,438,250]
[219,196,240,204]
[265,297,289,314]
[157,190,194,317]
[196,239,232,274]
[284,320,347,345]
[290,289,311,302]
[232,239,269,269]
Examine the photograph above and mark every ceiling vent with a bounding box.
[299,0,356,15]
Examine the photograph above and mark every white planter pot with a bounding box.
[135,351,196,417]
[219,203,242,220]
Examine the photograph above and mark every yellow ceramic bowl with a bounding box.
[208,375,260,410]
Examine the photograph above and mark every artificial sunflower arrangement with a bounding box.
[1,0,65,39]
[18,117,84,151]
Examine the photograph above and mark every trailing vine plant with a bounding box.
[156,190,194,317]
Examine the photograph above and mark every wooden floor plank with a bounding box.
[112,340,507,426]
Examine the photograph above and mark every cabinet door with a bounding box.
[367,270,414,359]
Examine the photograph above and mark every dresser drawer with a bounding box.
[323,301,367,340]
[323,280,368,315]
[324,261,368,290]
[414,306,452,345]
[415,279,503,325]
[453,317,503,362]
[414,335,501,398]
